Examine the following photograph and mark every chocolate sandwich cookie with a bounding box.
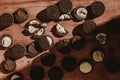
[95,32,109,45]
[0,35,12,48]
[87,1,105,19]
[51,24,68,37]
[41,52,56,67]
[30,66,45,80]
[13,8,28,23]
[48,66,63,80]
[1,59,16,73]
[72,6,88,21]
[56,39,70,54]
[82,20,96,34]
[79,59,93,74]
[38,35,53,51]
[8,72,24,80]
[37,5,60,22]
[0,13,13,30]
[90,47,105,62]
[5,44,25,60]
[62,55,77,72]
[28,19,42,28]
[104,57,120,73]
[70,36,85,50]
[26,41,40,58]
[57,0,72,13]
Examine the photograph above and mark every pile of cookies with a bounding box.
[0,0,120,80]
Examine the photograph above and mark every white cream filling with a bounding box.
[96,33,107,44]
[28,25,37,34]
[29,19,40,26]
[46,36,53,46]
[40,22,48,28]
[79,61,92,73]
[76,7,88,20]
[10,74,20,80]
[56,24,66,34]
[34,28,44,37]
[1,36,12,48]
[93,50,104,62]
[59,14,71,20]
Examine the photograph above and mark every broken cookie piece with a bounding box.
[51,24,68,37]
[8,72,24,80]
[58,14,71,21]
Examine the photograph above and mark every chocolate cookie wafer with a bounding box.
[0,13,13,30]
[13,8,28,24]
[57,0,72,13]
[8,72,24,80]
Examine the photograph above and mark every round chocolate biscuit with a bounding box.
[104,57,120,73]
[87,1,105,19]
[70,36,85,50]
[0,34,12,48]
[90,47,105,62]
[38,35,53,51]
[46,5,60,21]
[0,13,13,30]
[5,44,25,60]
[56,39,70,54]
[8,72,24,80]
[95,32,109,45]
[82,20,96,34]
[48,66,63,80]
[41,52,56,67]
[26,41,40,58]
[62,55,77,72]
[30,66,45,80]
[79,59,93,74]
[73,6,88,21]
[13,8,28,23]
[2,59,16,73]
[58,0,72,13]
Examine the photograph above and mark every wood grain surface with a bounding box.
[0,0,120,80]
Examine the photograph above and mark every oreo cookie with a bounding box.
[69,36,85,50]
[104,57,120,73]
[26,41,40,58]
[57,0,72,13]
[8,72,24,80]
[82,20,96,34]
[56,39,70,54]
[87,1,105,19]
[38,35,53,51]
[13,8,28,23]
[5,44,25,60]
[95,32,109,45]
[0,34,12,48]
[30,66,45,80]
[79,59,93,74]
[0,13,13,30]
[51,24,68,37]
[90,47,105,62]
[62,55,77,72]
[48,66,63,80]
[1,59,16,73]
[37,5,60,22]
[72,6,88,21]
[41,52,56,67]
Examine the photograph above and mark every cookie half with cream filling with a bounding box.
[51,24,68,37]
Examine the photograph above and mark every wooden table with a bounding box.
[0,0,120,80]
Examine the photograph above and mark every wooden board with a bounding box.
[0,0,120,80]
